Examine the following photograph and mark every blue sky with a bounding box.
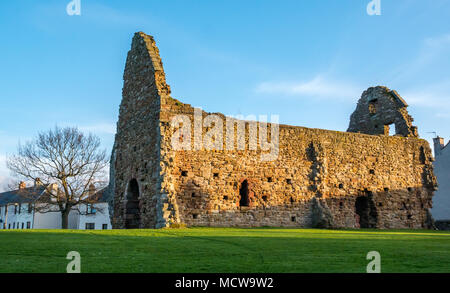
[1,0,450,190]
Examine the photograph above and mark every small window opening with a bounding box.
[267,177,273,183]
[213,173,219,178]
[192,193,196,198]
[369,169,375,175]
[181,171,188,177]
[419,146,426,164]
[192,214,198,219]
[286,179,292,184]
[339,183,344,189]
[223,196,228,200]
[291,216,296,222]
[384,188,389,192]
[262,196,268,202]
[369,99,378,115]
[387,123,396,136]
[239,180,250,207]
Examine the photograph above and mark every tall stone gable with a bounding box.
[112,32,178,228]
[112,32,438,229]
[348,86,419,137]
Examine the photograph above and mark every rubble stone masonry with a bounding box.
[111,32,437,229]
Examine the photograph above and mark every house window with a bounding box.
[27,222,31,229]
[14,205,17,214]
[86,204,96,214]
[85,223,95,230]
[13,223,15,229]
[8,224,11,229]
[102,224,108,230]
[28,204,33,213]
[18,204,21,214]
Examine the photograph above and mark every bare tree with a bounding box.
[7,126,108,229]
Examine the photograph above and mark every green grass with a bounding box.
[0,228,449,273]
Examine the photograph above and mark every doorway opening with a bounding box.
[125,179,141,229]
[355,193,378,228]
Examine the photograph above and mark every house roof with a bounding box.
[85,188,111,203]
[0,186,46,205]
[0,185,111,206]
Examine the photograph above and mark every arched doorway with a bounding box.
[125,179,141,229]
[239,180,250,207]
[355,194,378,228]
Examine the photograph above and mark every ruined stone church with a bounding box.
[110,32,437,229]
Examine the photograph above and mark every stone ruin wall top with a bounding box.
[111,32,438,229]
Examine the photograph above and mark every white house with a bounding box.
[0,181,112,230]
[432,136,450,228]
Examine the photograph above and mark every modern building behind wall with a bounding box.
[432,136,450,229]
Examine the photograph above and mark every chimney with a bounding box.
[19,182,26,190]
[34,178,43,187]
[89,184,96,196]
[434,136,445,157]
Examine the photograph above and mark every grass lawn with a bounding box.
[0,228,449,273]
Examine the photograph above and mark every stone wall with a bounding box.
[112,32,437,229]
[112,32,173,229]
[159,98,437,229]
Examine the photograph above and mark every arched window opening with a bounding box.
[239,180,250,207]
[125,179,141,229]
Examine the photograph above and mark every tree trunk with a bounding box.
[61,210,70,229]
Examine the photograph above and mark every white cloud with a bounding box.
[435,113,450,119]
[402,80,450,110]
[391,33,450,83]
[83,3,152,26]
[79,123,116,135]
[255,75,362,101]
[0,155,12,193]
[424,34,450,48]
